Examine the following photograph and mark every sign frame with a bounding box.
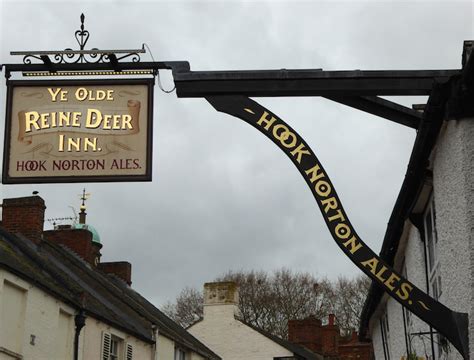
[3,78,155,184]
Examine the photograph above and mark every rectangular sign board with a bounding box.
[3,79,154,184]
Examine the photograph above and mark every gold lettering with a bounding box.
[321,197,338,213]
[112,115,121,129]
[257,111,277,130]
[107,90,114,100]
[305,164,325,183]
[86,109,102,128]
[102,114,112,129]
[384,272,401,291]
[315,180,331,197]
[376,265,389,282]
[343,236,363,254]
[67,137,81,152]
[396,282,413,301]
[58,134,65,152]
[121,115,132,129]
[75,87,88,101]
[273,124,297,148]
[335,223,351,239]
[290,143,311,163]
[58,112,71,127]
[327,209,345,222]
[25,111,40,132]
[39,113,50,129]
[72,112,81,127]
[47,88,61,102]
[83,138,98,151]
[361,257,379,275]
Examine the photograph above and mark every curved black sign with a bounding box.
[206,95,468,359]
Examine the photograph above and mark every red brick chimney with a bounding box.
[98,261,132,286]
[43,227,102,266]
[1,196,46,243]
[288,316,323,353]
[321,314,339,356]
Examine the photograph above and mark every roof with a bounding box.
[235,318,326,360]
[0,228,220,360]
[73,223,101,244]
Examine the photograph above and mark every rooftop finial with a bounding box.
[79,188,90,224]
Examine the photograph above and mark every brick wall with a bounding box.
[43,228,101,266]
[288,315,373,359]
[1,196,46,243]
[98,262,132,285]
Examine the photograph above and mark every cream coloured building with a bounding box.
[188,282,323,360]
[0,195,220,360]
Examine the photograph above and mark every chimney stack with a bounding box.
[44,227,102,266]
[203,282,239,319]
[1,196,46,243]
[98,262,132,285]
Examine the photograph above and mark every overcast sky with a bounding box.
[0,0,472,307]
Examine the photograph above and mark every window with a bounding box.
[102,332,132,360]
[380,311,391,360]
[423,196,441,300]
[423,195,444,359]
[0,280,27,354]
[174,347,186,360]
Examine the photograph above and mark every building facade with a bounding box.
[359,41,474,360]
[188,282,324,360]
[0,196,220,360]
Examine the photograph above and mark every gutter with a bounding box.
[74,310,86,360]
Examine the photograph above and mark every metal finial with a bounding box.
[79,188,91,210]
[79,188,90,225]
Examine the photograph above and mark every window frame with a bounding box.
[380,310,391,360]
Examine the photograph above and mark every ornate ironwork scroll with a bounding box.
[17,14,142,66]
[206,95,469,359]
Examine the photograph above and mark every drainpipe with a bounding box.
[74,310,86,360]
[152,324,159,360]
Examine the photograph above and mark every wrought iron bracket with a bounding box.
[6,13,151,76]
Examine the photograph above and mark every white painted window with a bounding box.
[423,196,441,300]
[102,332,130,360]
[380,310,391,360]
[174,347,186,360]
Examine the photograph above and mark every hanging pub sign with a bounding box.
[3,79,154,183]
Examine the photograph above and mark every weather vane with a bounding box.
[79,188,91,211]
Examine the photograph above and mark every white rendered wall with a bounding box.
[188,303,294,360]
[369,117,474,360]
[432,119,474,360]
[0,269,75,360]
[0,268,209,360]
